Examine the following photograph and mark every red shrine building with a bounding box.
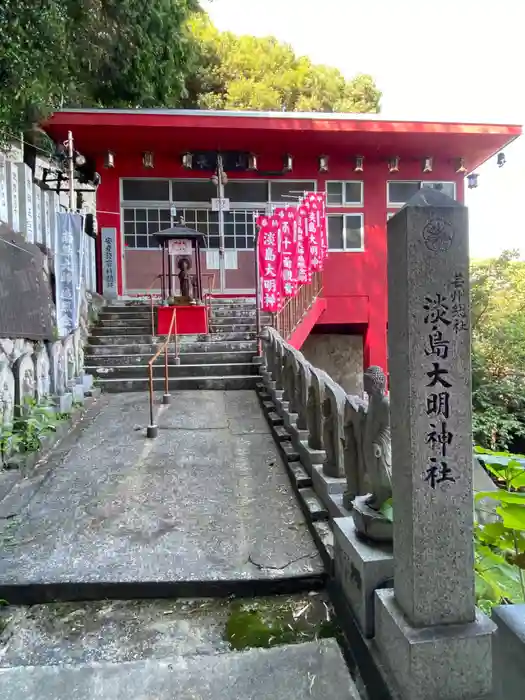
[45,109,521,384]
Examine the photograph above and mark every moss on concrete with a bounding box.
[225,595,337,651]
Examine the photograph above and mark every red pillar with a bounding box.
[95,162,121,296]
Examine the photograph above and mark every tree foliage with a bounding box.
[184,14,381,113]
[471,251,525,449]
[0,0,200,144]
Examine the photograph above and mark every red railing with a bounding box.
[272,271,323,340]
[146,308,178,439]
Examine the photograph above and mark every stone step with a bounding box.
[85,340,258,356]
[0,639,358,700]
[86,363,258,380]
[91,325,153,336]
[211,308,266,319]
[103,304,151,313]
[209,323,257,333]
[85,350,256,367]
[88,331,256,345]
[210,297,255,305]
[97,316,156,327]
[98,375,261,392]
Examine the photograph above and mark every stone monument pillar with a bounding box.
[375,190,495,699]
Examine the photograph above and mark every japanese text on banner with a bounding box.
[257,214,281,311]
[303,192,323,271]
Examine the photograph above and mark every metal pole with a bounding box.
[67,131,75,211]
[217,155,225,292]
[146,363,158,438]
[254,224,262,356]
[161,244,166,301]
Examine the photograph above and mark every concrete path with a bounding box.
[0,392,323,601]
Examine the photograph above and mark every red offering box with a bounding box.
[156,305,208,335]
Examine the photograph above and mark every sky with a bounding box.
[202,0,525,259]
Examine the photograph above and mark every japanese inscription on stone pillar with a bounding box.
[387,190,475,628]
[422,273,469,491]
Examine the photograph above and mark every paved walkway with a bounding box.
[0,392,323,600]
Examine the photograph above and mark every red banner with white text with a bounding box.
[257,214,282,312]
[258,193,328,310]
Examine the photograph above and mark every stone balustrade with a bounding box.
[261,326,389,525]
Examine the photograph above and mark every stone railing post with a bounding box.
[375,189,495,700]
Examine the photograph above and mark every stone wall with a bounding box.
[301,334,364,396]
[0,283,104,428]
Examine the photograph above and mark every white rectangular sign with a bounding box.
[211,197,230,212]
[168,238,192,256]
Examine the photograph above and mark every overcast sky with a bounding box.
[203,0,525,259]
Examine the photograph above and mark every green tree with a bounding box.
[184,14,381,113]
[471,250,525,449]
[0,1,201,146]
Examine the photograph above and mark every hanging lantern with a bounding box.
[467,173,479,189]
[104,151,115,169]
[318,155,329,172]
[422,157,433,173]
[354,156,364,172]
[388,156,400,173]
[142,151,154,169]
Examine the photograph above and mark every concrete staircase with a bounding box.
[85,298,266,393]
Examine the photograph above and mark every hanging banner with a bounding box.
[303,193,322,272]
[56,212,81,337]
[101,226,118,298]
[314,192,328,261]
[274,207,298,297]
[297,204,311,283]
[257,214,281,312]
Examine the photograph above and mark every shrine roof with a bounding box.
[45,108,522,173]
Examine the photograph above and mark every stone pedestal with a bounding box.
[375,590,495,700]
[351,496,392,543]
[81,374,94,392]
[311,464,346,512]
[334,518,393,638]
[275,397,289,417]
[288,423,309,444]
[295,439,326,477]
[54,393,73,414]
[72,384,85,404]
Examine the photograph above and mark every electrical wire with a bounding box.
[0,236,37,256]
[1,128,59,161]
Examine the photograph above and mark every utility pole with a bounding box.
[215,154,227,291]
[66,130,75,211]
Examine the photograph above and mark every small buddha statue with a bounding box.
[178,256,193,299]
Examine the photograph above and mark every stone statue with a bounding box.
[362,365,392,510]
[307,367,330,451]
[0,364,15,426]
[342,394,367,509]
[34,344,51,403]
[178,257,193,299]
[322,379,346,478]
[296,358,311,431]
[13,354,36,415]
[65,339,76,387]
[283,346,303,415]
